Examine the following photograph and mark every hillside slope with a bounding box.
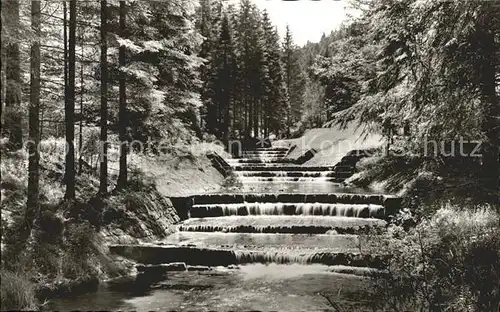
[276,122,385,166]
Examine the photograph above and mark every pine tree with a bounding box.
[282,25,305,134]
[0,1,4,130]
[211,14,236,145]
[117,0,127,189]
[27,0,41,226]
[261,12,287,137]
[233,0,266,138]
[3,0,23,149]
[99,0,108,194]
[198,0,218,135]
[65,0,77,200]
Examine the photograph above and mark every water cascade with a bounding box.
[190,202,385,218]
[111,145,400,276]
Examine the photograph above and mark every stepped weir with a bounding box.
[112,145,400,267]
[110,144,401,304]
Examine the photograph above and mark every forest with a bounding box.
[1,0,306,225]
[1,0,499,311]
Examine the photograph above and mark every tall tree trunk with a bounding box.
[244,95,248,136]
[39,108,43,141]
[99,0,108,194]
[78,44,84,175]
[65,0,76,200]
[63,0,68,138]
[4,0,22,149]
[253,97,259,137]
[27,0,41,226]
[0,1,4,130]
[117,0,127,189]
[247,94,251,137]
[477,25,500,205]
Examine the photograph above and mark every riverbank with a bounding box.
[0,139,226,310]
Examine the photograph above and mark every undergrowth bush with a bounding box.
[0,270,38,311]
[370,205,500,311]
[62,222,98,280]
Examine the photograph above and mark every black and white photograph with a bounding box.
[0,0,499,310]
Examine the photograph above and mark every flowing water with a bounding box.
[47,146,396,310]
[190,202,385,218]
[162,232,361,249]
[46,264,376,311]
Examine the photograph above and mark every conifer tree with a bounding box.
[27,0,41,226]
[65,0,77,200]
[3,0,23,149]
[208,14,236,145]
[117,0,127,189]
[99,0,108,194]
[282,25,305,133]
[261,11,287,137]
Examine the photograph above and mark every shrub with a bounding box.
[62,222,98,280]
[0,270,38,311]
[370,205,500,311]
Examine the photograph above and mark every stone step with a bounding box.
[232,166,334,171]
[230,181,364,195]
[233,158,288,162]
[162,232,361,251]
[178,216,386,234]
[237,177,345,183]
[254,147,289,151]
[241,151,288,155]
[226,158,295,164]
[238,157,287,161]
[234,171,337,177]
[189,203,386,219]
[110,244,385,267]
[191,193,400,207]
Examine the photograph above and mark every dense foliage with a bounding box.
[370,206,500,311]
[303,0,499,200]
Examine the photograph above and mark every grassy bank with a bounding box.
[0,138,225,309]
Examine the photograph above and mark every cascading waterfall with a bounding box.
[231,250,383,267]
[191,202,385,218]
[233,249,316,265]
[235,177,338,183]
[116,146,399,273]
[226,158,292,164]
[234,171,335,178]
[177,215,386,234]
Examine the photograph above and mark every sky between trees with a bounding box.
[230,0,351,46]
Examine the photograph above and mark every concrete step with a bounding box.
[234,171,336,177]
[237,177,344,183]
[232,166,334,171]
[161,232,362,251]
[110,244,385,267]
[226,158,296,164]
[178,216,386,234]
[254,147,289,151]
[241,151,288,155]
[191,193,400,207]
